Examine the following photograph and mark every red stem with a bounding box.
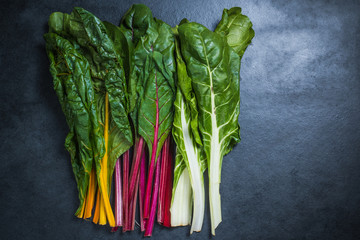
[157,137,170,223]
[163,140,173,227]
[139,149,147,231]
[144,72,160,219]
[114,157,123,227]
[122,150,130,232]
[128,137,144,201]
[144,153,162,236]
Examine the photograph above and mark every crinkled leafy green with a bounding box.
[48,7,133,189]
[119,5,176,232]
[45,8,133,223]
[121,4,176,163]
[173,25,202,146]
[119,4,154,127]
[44,33,104,216]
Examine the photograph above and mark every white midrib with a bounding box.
[180,98,205,233]
[208,65,222,235]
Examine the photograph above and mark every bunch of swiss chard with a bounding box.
[45,4,254,237]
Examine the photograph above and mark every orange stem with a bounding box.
[93,190,101,224]
[83,168,97,219]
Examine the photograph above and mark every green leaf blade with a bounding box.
[44,33,105,215]
[215,7,255,58]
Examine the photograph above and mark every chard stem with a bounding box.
[92,190,100,224]
[158,136,170,223]
[129,169,140,230]
[163,139,173,227]
[139,149,147,231]
[98,93,115,227]
[83,168,97,219]
[144,153,162,236]
[122,150,130,231]
[114,157,123,226]
[128,137,145,204]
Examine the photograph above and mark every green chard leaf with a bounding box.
[44,33,105,215]
[119,4,154,124]
[46,8,135,224]
[178,22,244,235]
[173,26,202,146]
[215,7,255,58]
[119,5,176,223]
[48,7,133,188]
[121,4,176,162]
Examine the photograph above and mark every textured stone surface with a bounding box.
[1,0,360,239]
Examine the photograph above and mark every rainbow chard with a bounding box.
[45,8,133,227]
[138,23,176,230]
[178,8,254,234]
[120,4,176,236]
[118,6,153,224]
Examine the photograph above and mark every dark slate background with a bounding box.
[1,0,359,239]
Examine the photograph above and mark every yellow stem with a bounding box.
[98,93,115,226]
[99,198,107,225]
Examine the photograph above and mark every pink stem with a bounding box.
[163,140,173,227]
[128,137,144,201]
[157,137,170,223]
[129,170,140,230]
[144,152,162,236]
[114,157,123,227]
[122,150,130,232]
[144,72,160,219]
[139,149,147,231]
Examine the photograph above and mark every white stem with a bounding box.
[180,98,205,233]
[170,169,192,226]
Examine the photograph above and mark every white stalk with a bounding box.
[170,168,192,226]
[179,97,205,233]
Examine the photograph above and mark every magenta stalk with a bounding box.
[144,152,162,236]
